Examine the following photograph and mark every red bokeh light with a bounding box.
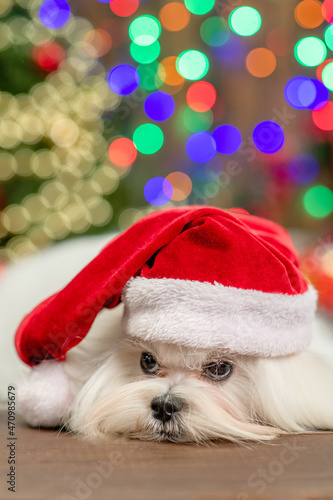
[186,82,217,112]
[312,101,333,130]
[322,0,333,23]
[110,0,139,17]
[108,138,137,167]
[32,43,66,72]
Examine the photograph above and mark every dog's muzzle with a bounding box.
[151,395,184,423]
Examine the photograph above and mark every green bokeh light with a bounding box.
[200,17,230,47]
[184,0,215,15]
[322,62,333,91]
[304,186,333,218]
[130,41,161,64]
[176,50,209,80]
[129,15,161,46]
[229,6,261,37]
[137,62,162,90]
[133,124,164,154]
[183,107,214,132]
[324,25,333,51]
[295,37,327,67]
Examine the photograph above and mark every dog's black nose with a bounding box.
[151,396,183,423]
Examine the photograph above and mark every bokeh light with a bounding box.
[83,29,112,57]
[137,62,162,90]
[133,124,164,154]
[295,0,324,29]
[253,121,285,154]
[316,58,333,81]
[39,0,71,30]
[184,0,215,15]
[211,33,241,60]
[312,101,333,130]
[186,81,216,112]
[295,37,327,67]
[32,42,66,72]
[165,172,192,201]
[304,186,333,218]
[285,77,314,109]
[212,125,242,155]
[107,65,140,95]
[322,0,333,23]
[158,56,185,86]
[144,177,173,206]
[159,2,190,32]
[108,138,137,167]
[288,153,320,184]
[176,50,209,80]
[308,79,329,109]
[129,15,161,46]
[144,91,175,121]
[183,107,214,132]
[186,132,216,162]
[322,62,333,91]
[200,17,230,47]
[246,48,276,78]
[110,0,139,17]
[130,40,161,64]
[229,6,262,37]
[284,77,328,110]
[324,25,333,51]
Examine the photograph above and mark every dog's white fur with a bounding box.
[1,235,333,443]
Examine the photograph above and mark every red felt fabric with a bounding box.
[15,206,308,366]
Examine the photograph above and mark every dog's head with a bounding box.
[67,326,333,443]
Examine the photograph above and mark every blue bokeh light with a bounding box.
[107,65,140,95]
[186,132,217,163]
[288,153,320,184]
[307,79,329,110]
[144,177,173,206]
[211,33,241,60]
[253,121,285,154]
[212,125,242,155]
[144,92,175,121]
[285,77,316,110]
[39,0,71,30]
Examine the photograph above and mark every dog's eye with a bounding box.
[204,361,232,381]
[140,352,160,374]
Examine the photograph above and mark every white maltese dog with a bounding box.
[1,207,333,443]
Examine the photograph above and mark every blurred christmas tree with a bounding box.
[0,0,333,267]
[0,0,133,262]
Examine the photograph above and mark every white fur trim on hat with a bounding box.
[18,360,73,428]
[121,278,318,356]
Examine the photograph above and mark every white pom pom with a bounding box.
[18,360,73,428]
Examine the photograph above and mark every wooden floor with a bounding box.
[0,412,333,500]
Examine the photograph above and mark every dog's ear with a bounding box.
[250,352,333,432]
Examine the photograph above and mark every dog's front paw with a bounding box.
[17,360,73,428]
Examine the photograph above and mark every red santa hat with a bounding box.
[15,206,317,366]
